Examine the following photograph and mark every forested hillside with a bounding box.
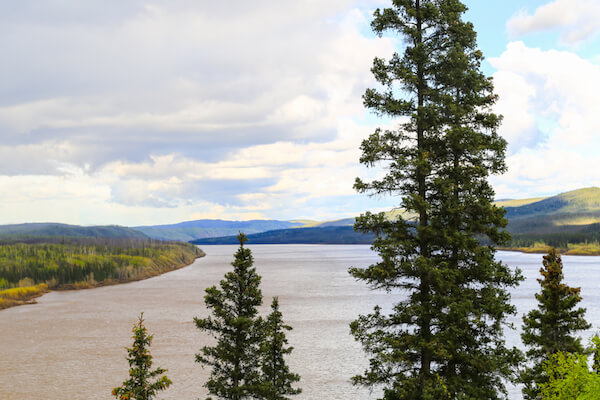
[499,187,600,253]
[504,187,600,233]
[190,188,600,253]
[191,226,374,245]
[0,223,147,239]
[0,238,203,309]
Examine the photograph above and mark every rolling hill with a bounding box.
[6,188,594,246]
[133,219,305,241]
[0,223,148,239]
[504,187,600,234]
[190,226,374,245]
[186,187,600,246]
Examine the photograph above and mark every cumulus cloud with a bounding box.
[99,118,374,209]
[490,41,600,198]
[0,1,394,171]
[0,1,402,224]
[507,0,600,45]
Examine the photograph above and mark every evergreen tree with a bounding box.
[350,0,522,398]
[195,233,264,400]
[520,248,590,399]
[112,313,172,400]
[258,297,301,399]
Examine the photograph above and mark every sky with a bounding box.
[1,0,599,226]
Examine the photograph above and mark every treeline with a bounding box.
[0,238,203,309]
[0,223,148,239]
[508,232,600,248]
[506,232,600,255]
[0,235,159,246]
[112,234,301,400]
[191,226,374,245]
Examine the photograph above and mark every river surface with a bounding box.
[1,245,600,399]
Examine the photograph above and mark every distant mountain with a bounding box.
[0,223,148,239]
[190,226,374,245]
[305,218,355,227]
[504,187,600,234]
[494,197,547,208]
[189,187,600,246]
[133,219,305,241]
[1,188,596,246]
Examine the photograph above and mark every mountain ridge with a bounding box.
[0,223,148,239]
[185,187,600,244]
[1,187,599,245]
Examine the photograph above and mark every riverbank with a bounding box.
[0,241,205,310]
[498,243,600,256]
[0,283,50,309]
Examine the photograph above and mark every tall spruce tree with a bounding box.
[520,248,590,399]
[195,233,264,400]
[258,297,301,400]
[112,313,172,400]
[350,1,522,398]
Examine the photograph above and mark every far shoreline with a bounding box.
[200,242,600,257]
[496,246,600,257]
[0,250,205,311]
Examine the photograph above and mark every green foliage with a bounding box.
[350,0,522,398]
[520,249,591,399]
[194,233,265,399]
[259,297,301,399]
[540,352,592,400]
[195,234,301,400]
[0,239,202,292]
[112,313,172,400]
[538,338,600,400]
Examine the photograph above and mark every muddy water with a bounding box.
[0,245,388,399]
[1,246,600,400]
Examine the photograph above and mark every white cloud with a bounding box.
[490,41,600,198]
[102,118,372,204]
[492,71,540,153]
[0,1,401,223]
[0,116,383,224]
[507,0,600,45]
[0,1,394,171]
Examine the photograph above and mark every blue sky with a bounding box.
[0,0,599,225]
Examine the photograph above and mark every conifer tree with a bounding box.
[350,0,522,398]
[520,248,590,399]
[112,313,172,400]
[195,233,264,400]
[258,297,301,400]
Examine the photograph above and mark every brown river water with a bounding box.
[2,245,600,399]
[0,245,386,399]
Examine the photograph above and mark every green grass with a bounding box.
[494,197,547,207]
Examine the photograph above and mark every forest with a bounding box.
[0,237,203,309]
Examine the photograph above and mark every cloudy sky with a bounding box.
[1,0,599,226]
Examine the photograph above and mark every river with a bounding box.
[1,245,599,399]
